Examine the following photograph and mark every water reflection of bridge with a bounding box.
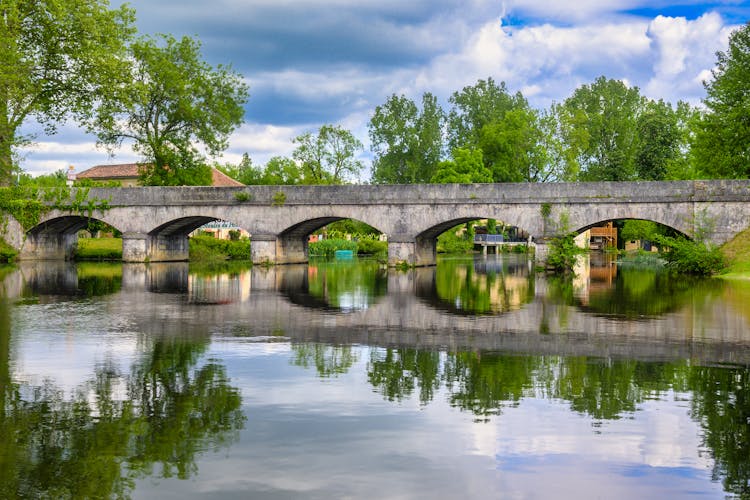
[7,261,750,365]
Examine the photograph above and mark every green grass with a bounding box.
[720,227,750,279]
[0,237,18,263]
[75,237,123,260]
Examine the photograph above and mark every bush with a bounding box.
[654,235,725,276]
[309,238,357,258]
[545,233,584,274]
[355,238,386,256]
[190,234,251,261]
[0,238,18,263]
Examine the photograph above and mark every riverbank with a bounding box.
[74,235,253,262]
[720,227,750,279]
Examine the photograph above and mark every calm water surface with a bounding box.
[1,255,749,499]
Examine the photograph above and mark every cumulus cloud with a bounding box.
[644,12,735,102]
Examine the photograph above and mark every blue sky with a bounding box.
[19,0,750,178]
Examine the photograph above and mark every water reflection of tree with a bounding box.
[290,343,358,378]
[367,348,441,405]
[444,352,537,420]
[307,260,387,309]
[688,365,750,498]
[577,267,724,318]
[0,331,244,498]
[283,260,387,311]
[427,257,534,315]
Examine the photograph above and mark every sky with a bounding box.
[18,0,750,179]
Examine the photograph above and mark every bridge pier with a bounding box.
[277,235,308,264]
[122,232,189,262]
[19,232,77,260]
[251,234,278,265]
[388,235,436,267]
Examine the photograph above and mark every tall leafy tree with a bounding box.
[478,107,547,182]
[431,147,492,184]
[369,93,444,184]
[0,0,135,185]
[447,77,527,152]
[293,124,363,184]
[93,34,249,185]
[557,76,645,181]
[692,22,750,178]
[635,100,682,180]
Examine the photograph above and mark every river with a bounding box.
[1,255,749,499]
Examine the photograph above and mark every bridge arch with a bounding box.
[21,215,124,260]
[402,212,535,265]
[266,215,386,264]
[564,204,694,240]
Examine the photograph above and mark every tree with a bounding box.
[447,77,527,152]
[262,156,302,185]
[557,76,645,181]
[369,93,445,184]
[0,0,135,185]
[478,107,547,182]
[635,100,684,180]
[93,34,249,185]
[692,22,750,178]
[431,148,492,184]
[293,124,363,184]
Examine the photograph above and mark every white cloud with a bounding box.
[644,12,735,102]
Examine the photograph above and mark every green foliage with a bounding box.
[437,224,475,254]
[545,232,584,274]
[620,220,660,243]
[320,219,381,236]
[75,237,123,261]
[189,234,251,261]
[93,34,248,186]
[271,191,286,206]
[308,238,358,258]
[654,234,725,276]
[17,170,67,187]
[478,106,548,182]
[0,0,135,185]
[354,238,387,256]
[293,124,363,184]
[557,76,645,181]
[233,192,252,202]
[0,186,110,231]
[369,92,445,184]
[431,147,492,184]
[692,22,750,179]
[263,156,302,185]
[635,100,684,180]
[447,77,528,152]
[0,237,18,263]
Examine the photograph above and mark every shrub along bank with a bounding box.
[189,234,251,261]
[308,238,387,258]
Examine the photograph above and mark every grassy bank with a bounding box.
[0,238,18,263]
[720,227,750,279]
[75,235,253,262]
[76,237,123,260]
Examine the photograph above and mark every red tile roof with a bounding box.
[76,163,142,179]
[211,168,244,187]
[76,163,244,186]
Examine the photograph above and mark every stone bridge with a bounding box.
[3,180,750,265]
